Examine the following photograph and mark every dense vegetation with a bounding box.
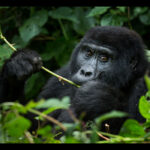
[0,6,150,143]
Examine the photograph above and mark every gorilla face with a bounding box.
[71,43,115,85]
[70,26,148,88]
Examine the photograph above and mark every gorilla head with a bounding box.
[70,26,148,89]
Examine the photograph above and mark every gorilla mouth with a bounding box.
[72,77,98,86]
[72,72,103,86]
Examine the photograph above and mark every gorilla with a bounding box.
[0,26,149,134]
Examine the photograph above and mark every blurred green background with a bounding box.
[0,6,150,100]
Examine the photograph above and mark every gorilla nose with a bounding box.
[80,69,93,77]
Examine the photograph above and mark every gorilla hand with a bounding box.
[2,49,43,81]
[71,80,124,121]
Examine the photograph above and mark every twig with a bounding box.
[127,7,132,29]
[41,66,80,88]
[67,108,80,123]
[58,19,68,40]
[96,132,110,141]
[0,102,67,131]
[28,108,67,131]
[0,30,80,88]
[0,31,17,52]
[24,131,34,143]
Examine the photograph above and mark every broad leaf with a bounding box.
[0,44,13,68]
[19,9,48,43]
[139,95,150,119]
[36,96,70,110]
[95,110,128,126]
[119,119,146,137]
[87,7,110,17]
[73,7,96,35]
[49,7,79,23]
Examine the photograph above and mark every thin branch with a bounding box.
[96,131,110,141]
[67,108,80,123]
[41,66,80,88]
[127,7,132,29]
[58,19,69,40]
[0,30,80,88]
[28,108,67,131]
[24,131,34,143]
[0,31,17,52]
[0,102,67,131]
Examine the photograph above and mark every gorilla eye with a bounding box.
[99,55,109,62]
[86,49,94,57]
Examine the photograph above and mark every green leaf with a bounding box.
[100,14,112,26]
[11,35,28,49]
[60,136,80,143]
[36,96,70,110]
[25,72,46,100]
[73,7,96,35]
[0,124,5,143]
[72,131,90,143]
[3,114,31,138]
[0,44,13,68]
[145,50,150,62]
[87,7,110,17]
[119,119,146,137]
[41,37,77,66]
[139,10,150,25]
[37,125,52,136]
[100,14,126,26]
[144,75,150,91]
[30,9,48,27]
[95,110,128,126]
[19,9,48,43]
[117,7,126,13]
[19,23,41,43]
[40,38,66,61]
[139,95,150,119]
[49,7,79,23]
[25,99,45,111]
[133,7,148,17]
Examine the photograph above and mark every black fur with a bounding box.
[0,26,149,134]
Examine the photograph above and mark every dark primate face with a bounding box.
[70,26,148,88]
[71,42,115,85]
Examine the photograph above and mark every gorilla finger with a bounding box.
[32,56,43,70]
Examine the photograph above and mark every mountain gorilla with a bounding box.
[0,26,149,133]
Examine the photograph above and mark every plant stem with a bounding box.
[24,131,34,143]
[58,19,69,40]
[28,108,67,131]
[0,32,17,52]
[0,30,80,88]
[127,7,132,30]
[41,66,80,88]
[0,102,67,131]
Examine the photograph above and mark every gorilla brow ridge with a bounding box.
[82,43,113,55]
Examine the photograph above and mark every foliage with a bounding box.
[1,89,150,143]
[1,6,150,143]
[0,6,150,99]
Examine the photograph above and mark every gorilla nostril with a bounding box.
[85,72,92,76]
[80,69,85,75]
[80,69,92,77]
